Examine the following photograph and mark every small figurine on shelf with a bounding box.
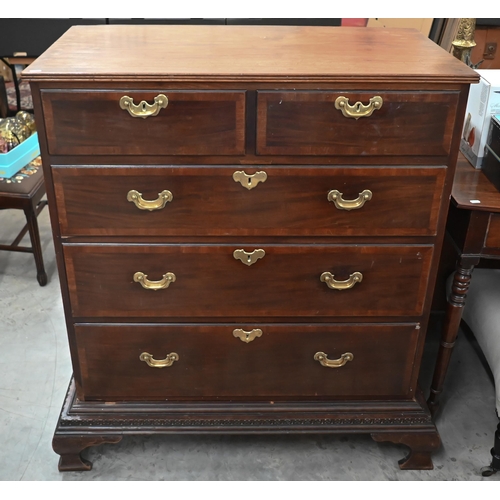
[0,111,36,152]
[0,123,20,151]
[451,19,483,69]
[0,135,8,153]
[15,110,36,134]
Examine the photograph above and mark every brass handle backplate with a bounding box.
[327,189,372,211]
[233,328,263,343]
[140,352,179,368]
[119,94,168,118]
[127,189,173,211]
[314,351,354,368]
[320,271,363,290]
[335,96,383,120]
[133,272,176,290]
[233,249,266,266]
[233,171,267,190]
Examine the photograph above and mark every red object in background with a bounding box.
[341,19,368,27]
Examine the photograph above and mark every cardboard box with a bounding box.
[0,132,40,178]
[482,115,500,191]
[460,69,500,168]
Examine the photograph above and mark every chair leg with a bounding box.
[481,420,500,476]
[24,203,47,286]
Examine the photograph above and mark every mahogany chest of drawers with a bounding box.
[25,25,478,471]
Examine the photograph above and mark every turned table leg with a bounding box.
[427,261,478,417]
[52,435,122,472]
[371,431,441,470]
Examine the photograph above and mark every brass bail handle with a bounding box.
[140,352,179,368]
[335,96,383,120]
[133,272,176,290]
[320,271,363,290]
[127,189,173,211]
[119,94,169,118]
[327,189,372,211]
[233,249,266,266]
[233,171,267,190]
[314,351,354,368]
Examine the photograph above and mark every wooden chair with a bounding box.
[0,165,48,285]
[457,269,500,475]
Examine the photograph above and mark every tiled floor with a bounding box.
[1,202,499,480]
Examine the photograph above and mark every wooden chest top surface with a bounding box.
[23,25,479,83]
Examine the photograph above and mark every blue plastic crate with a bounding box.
[0,132,40,178]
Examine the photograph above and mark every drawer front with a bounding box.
[41,90,246,156]
[485,214,500,250]
[53,165,446,237]
[64,244,433,318]
[75,323,420,400]
[257,91,459,157]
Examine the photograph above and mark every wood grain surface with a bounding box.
[452,153,500,212]
[23,25,479,83]
[74,323,420,400]
[52,165,446,237]
[63,243,433,319]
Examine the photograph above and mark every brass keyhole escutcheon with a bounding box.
[233,249,266,266]
[233,171,267,190]
[233,328,263,343]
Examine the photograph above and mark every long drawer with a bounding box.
[64,244,433,318]
[52,165,446,237]
[257,90,459,157]
[41,90,246,156]
[74,323,420,401]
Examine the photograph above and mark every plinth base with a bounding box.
[53,378,440,471]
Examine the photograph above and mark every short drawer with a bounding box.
[64,244,433,319]
[41,89,246,156]
[256,90,459,157]
[52,165,446,237]
[74,323,421,401]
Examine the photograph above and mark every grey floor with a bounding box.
[1,202,500,481]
